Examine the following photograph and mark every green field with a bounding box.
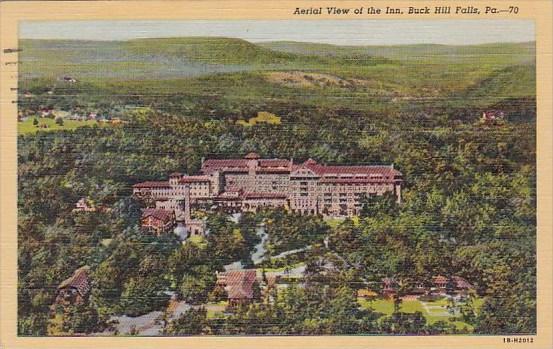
[324,216,360,229]
[237,111,281,127]
[18,118,101,135]
[358,297,483,331]
[187,235,207,248]
[205,301,228,319]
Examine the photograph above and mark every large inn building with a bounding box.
[133,152,403,218]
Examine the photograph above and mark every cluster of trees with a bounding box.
[261,208,329,256]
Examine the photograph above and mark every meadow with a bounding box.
[18,117,101,135]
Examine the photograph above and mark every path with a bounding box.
[251,225,268,265]
[420,301,452,317]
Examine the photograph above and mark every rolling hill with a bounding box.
[18,37,536,112]
[258,41,535,64]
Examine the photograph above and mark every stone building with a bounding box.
[133,153,403,219]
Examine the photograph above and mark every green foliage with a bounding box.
[179,266,216,305]
[379,311,427,334]
[205,213,251,266]
[118,276,170,317]
[59,303,104,334]
[359,192,398,218]
[164,307,209,335]
[19,117,100,135]
[18,313,49,336]
[263,208,329,256]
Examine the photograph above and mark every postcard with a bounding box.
[0,1,551,348]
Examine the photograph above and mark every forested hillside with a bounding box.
[17,38,536,335]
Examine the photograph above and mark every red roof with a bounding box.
[178,175,211,183]
[258,159,291,168]
[58,266,91,297]
[142,208,174,223]
[201,158,292,174]
[452,276,473,290]
[433,275,448,283]
[133,181,171,189]
[307,163,400,177]
[217,270,257,300]
[200,157,402,181]
[483,110,505,118]
[244,152,261,159]
[382,277,397,290]
[201,159,250,173]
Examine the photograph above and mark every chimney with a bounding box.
[184,185,191,222]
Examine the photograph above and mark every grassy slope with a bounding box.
[258,41,535,63]
[358,297,481,331]
[18,117,101,135]
[19,37,390,81]
[19,38,536,111]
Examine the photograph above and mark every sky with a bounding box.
[20,20,534,45]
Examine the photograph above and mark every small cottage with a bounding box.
[141,208,175,235]
[215,270,258,306]
[54,266,91,306]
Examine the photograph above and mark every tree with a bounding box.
[164,307,209,335]
[180,267,215,305]
[379,311,427,334]
[59,303,104,334]
[118,276,170,317]
[359,192,398,218]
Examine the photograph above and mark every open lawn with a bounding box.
[18,117,101,135]
[187,235,207,248]
[237,111,281,127]
[205,301,228,319]
[324,216,360,229]
[258,262,305,273]
[358,297,478,331]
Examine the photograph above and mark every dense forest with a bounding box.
[17,38,536,336]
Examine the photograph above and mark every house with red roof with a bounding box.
[481,110,505,122]
[54,266,91,307]
[215,270,258,306]
[141,208,175,235]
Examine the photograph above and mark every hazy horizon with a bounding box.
[19,36,536,47]
[20,20,534,46]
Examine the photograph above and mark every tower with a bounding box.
[184,184,191,222]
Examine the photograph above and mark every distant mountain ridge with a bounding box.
[258,40,535,61]
[19,37,392,80]
[18,37,535,105]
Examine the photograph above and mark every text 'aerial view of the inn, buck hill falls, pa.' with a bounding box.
[15,19,536,337]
